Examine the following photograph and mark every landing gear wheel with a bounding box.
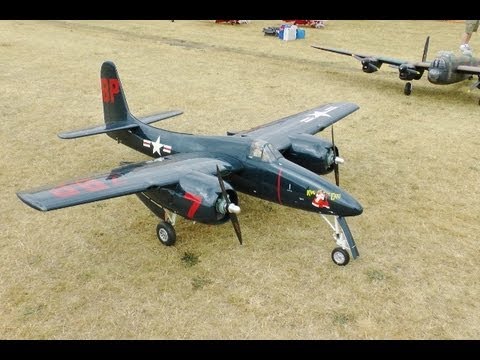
[331,247,350,266]
[404,82,412,96]
[156,221,176,246]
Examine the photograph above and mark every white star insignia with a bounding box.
[151,136,162,155]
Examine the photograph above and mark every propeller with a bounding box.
[216,165,243,245]
[331,126,344,186]
[331,126,339,186]
[422,36,430,62]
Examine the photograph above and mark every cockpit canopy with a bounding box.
[248,139,282,162]
[431,57,446,69]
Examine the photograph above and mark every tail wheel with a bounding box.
[156,221,176,246]
[331,247,350,266]
[404,82,412,95]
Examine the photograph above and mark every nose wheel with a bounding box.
[320,214,359,266]
[331,247,350,266]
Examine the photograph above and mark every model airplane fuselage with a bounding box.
[427,51,480,84]
[17,62,363,266]
[312,37,480,102]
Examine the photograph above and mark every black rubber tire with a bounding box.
[404,82,412,96]
[331,247,350,266]
[156,221,176,246]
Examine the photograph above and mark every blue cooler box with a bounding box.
[296,29,305,39]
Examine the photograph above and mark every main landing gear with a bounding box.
[320,214,359,266]
[404,82,412,96]
[136,192,178,246]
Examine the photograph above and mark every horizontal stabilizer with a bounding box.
[138,110,183,124]
[58,120,139,139]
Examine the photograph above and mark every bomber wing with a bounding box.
[17,153,242,211]
[311,45,431,72]
[455,64,480,75]
[230,102,359,150]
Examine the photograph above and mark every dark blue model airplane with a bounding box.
[17,61,363,266]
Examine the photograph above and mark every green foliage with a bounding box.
[181,252,199,267]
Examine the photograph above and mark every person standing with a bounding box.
[460,20,480,54]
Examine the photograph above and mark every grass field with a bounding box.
[1,20,479,339]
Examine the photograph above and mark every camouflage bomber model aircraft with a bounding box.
[17,61,363,266]
[312,37,480,104]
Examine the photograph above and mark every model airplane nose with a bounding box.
[334,192,363,217]
[428,69,440,82]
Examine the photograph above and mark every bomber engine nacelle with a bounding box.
[283,134,336,175]
[145,171,239,225]
[398,64,423,80]
[361,57,382,73]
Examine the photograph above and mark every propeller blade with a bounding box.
[331,127,340,186]
[216,165,243,245]
[230,213,242,245]
[422,36,430,62]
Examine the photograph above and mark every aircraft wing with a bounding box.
[232,102,359,150]
[455,65,480,75]
[311,45,431,71]
[17,153,242,211]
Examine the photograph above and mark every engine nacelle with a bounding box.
[143,171,238,225]
[283,134,336,174]
[361,57,382,73]
[398,64,423,80]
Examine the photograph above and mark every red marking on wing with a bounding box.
[76,178,109,192]
[184,192,202,219]
[276,169,282,205]
[50,184,80,198]
[49,175,127,199]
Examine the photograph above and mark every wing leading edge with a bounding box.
[17,153,242,212]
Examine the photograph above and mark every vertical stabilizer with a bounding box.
[101,61,131,124]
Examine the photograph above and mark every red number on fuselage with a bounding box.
[184,192,202,219]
